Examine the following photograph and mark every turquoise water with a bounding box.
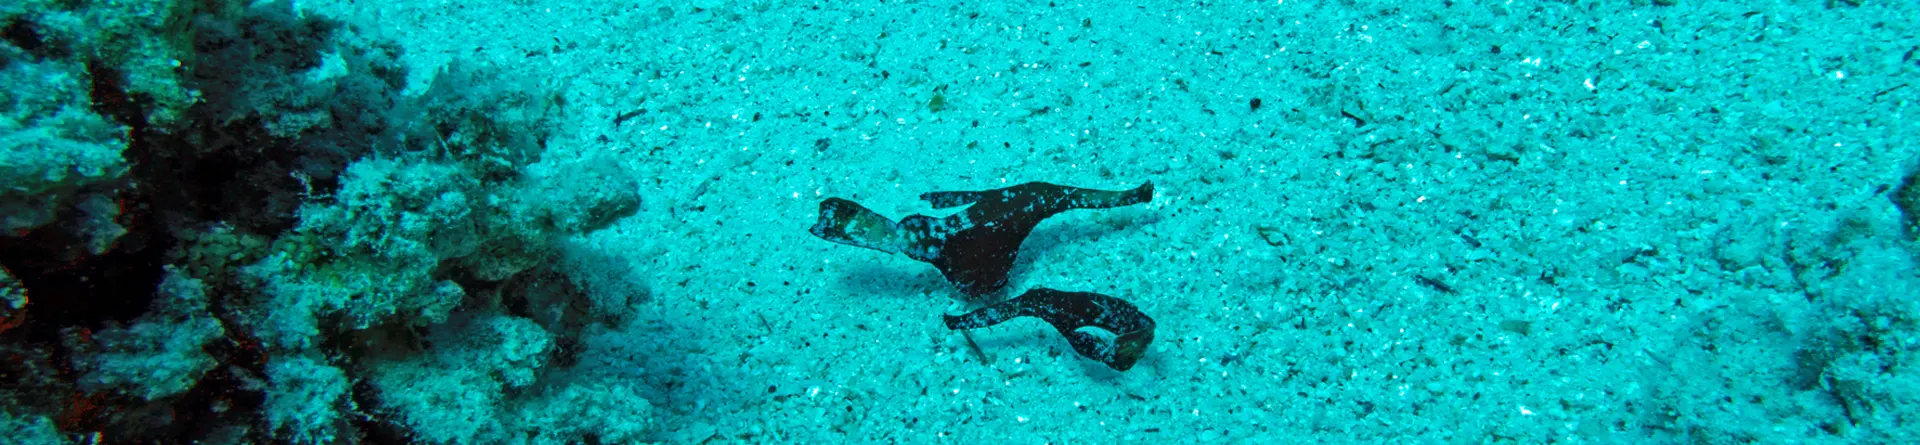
[2,0,1916,443]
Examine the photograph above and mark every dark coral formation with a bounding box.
[0,1,644,442]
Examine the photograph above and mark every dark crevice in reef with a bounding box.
[137,112,312,235]
[0,217,169,338]
[349,377,417,445]
[1893,165,1920,238]
[0,59,170,340]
